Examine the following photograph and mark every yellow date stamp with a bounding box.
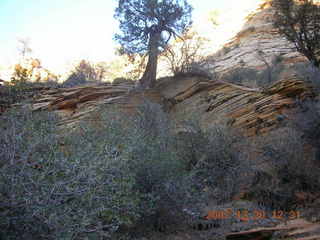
[205,209,300,221]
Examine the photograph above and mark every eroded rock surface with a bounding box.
[207,1,307,77]
[31,73,315,136]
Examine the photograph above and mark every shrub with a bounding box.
[0,107,143,239]
[0,64,33,105]
[0,62,61,110]
[121,101,198,231]
[173,61,214,80]
[255,52,286,87]
[222,56,286,88]
[62,60,104,88]
[0,102,201,238]
[222,46,231,55]
[175,115,252,205]
[291,62,320,91]
[112,77,135,85]
[222,67,259,86]
[249,122,320,210]
[161,28,210,78]
[0,100,258,238]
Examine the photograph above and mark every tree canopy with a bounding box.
[114,0,193,88]
[272,0,320,68]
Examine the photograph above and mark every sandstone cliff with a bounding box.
[207,1,307,77]
[31,74,315,138]
[30,1,317,135]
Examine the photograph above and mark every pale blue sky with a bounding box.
[0,0,260,73]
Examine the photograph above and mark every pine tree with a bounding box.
[114,0,193,88]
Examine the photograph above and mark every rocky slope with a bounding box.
[207,0,307,77]
[31,73,315,137]
[6,1,320,239]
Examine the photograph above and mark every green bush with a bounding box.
[120,101,198,231]
[0,108,142,239]
[1,65,59,109]
[0,103,199,238]
[0,101,256,238]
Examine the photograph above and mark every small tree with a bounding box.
[17,38,32,58]
[114,0,193,89]
[208,9,220,27]
[63,60,103,87]
[272,0,320,68]
[162,27,210,76]
[255,49,285,87]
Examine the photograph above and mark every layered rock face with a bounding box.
[207,1,307,76]
[10,3,320,238]
[31,74,315,137]
[29,1,318,134]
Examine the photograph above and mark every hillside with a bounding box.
[2,2,320,240]
[32,74,314,136]
[207,0,306,76]
[30,1,316,136]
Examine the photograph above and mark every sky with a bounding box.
[0,0,262,74]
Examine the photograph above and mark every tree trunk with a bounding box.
[139,31,161,89]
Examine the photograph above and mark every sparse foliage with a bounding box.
[250,124,320,210]
[63,59,104,87]
[17,38,32,58]
[222,67,260,87]
[118,50,148,80]
[0,64,32,106]
[222,55,286,88]
[175,114,252,205]
[162,28,210,77]
[255,50,286,87]
[208,9,220,27]
[291,61,320,90]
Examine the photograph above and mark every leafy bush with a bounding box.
[0,108,143,239]
[0,102,199,238]
[120,101,199,232]
[0,63,60,110]
[0,101,257,238]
